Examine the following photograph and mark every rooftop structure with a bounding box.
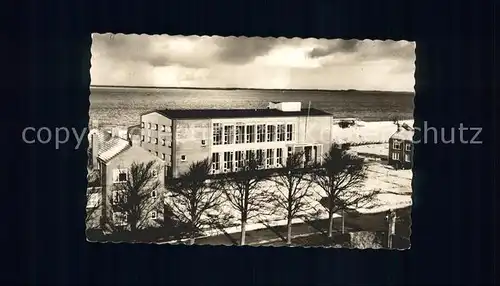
[149,102,332,120]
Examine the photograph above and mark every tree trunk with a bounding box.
[240,220,247,246]
[328,212,334,238]
[286,217,293,245]
[189,222,197,245]
[189,236,196,245]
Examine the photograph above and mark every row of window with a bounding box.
[112,210,158,226]
[393,141,412,151]
[141,122,171,132]
[142,136,172,146]
[144,150,185,162]
[211,148,289,173]
[213,123,295,145]
[112,168,158,184]
[111,189,158,206]
[392,152,411,162]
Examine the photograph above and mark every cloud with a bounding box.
[308,39,360,58]
[307,39,415,63]
[213,36,280,64]
[90,34,416,91]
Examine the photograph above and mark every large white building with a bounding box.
[139,102,334,178]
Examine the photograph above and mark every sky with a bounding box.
[90,34,415,92]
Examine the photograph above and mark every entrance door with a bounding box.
[304,146,312,164]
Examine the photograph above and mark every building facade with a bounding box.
[97,136,166,230]
[388,127,413,169]
[139,102,333,178]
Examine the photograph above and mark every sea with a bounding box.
[90,87,414,128]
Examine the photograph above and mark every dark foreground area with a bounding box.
[87,207,411,248]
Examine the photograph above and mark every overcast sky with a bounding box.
[91,34,415,92]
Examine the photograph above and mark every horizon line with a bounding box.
[89,85,414,93]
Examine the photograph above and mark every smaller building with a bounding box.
[96,135,166,230]
[388,124,413,169]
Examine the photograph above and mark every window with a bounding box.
[392,152,400,160]
[154,124,158,130]
[257,124,266,142]
[266,125,276,142]
[151,190,157,198]
[161,138,166,146]
[277,124,286,141]
[154,138,158,144]
[213,123,222,145]
[180,155,186,161]
[113,212,127,226]
[155,151,158,157]
[287,146,293,156]
[148,123,151,129]
[246,125,255,143]
[286,124,294,141]
[148,137,151,143]
[223,125,234,145]
[111,190,127,205]
[245,150,254,165]
[405,143,411,152]
[201,139,206,146]
[113,169,128,183]
[161,125,166,132]
[256,149,264,167]
[276,148,283,166]
[266,149,274,168]
[393,141,401,150]
[404,153,411,162]
[141,135,145,141]
[235,125,245,144]
[141,122,145,128]
[235,151,244,170]
[86,192,100,208]
[150,211,157,219]
[223,151,234,172]
[161,153,165,160]
[211,152,220,173]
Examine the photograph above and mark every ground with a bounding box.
[193,206,411,247]
[350,143,389,158]
[332,120,413,145]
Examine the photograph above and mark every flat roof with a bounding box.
[150,108,332,119]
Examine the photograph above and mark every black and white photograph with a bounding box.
[87,34,415,249]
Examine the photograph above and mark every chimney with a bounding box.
[130,134,141,146]
[396,121,401,132]
[91,133,99,168]
[111,127,120,137]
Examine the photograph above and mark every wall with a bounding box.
[140,112,173,165]
[101,146,166,229]
[173,119,211,177]
[296,115,333,156]
[86,187,102,230]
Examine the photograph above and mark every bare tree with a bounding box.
[220,151,271,245]
[107,161,162,237]
[166,159,226,245]
[312,144,378,237]
[266,152,315,245]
